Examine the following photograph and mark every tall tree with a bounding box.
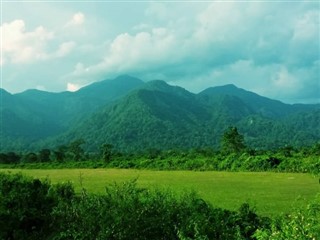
[101,143,114,163]
[53,145,68,162]
[23,152,38,163]
[38,149,51,162]
[221,127,246,154]
[68,139,85,161]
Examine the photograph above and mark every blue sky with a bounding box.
[1,1,319,103]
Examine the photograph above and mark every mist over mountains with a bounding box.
[1,75,319,152]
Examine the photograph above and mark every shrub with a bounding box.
[52,180,269,239]
[254,195,320,240]
[0,172,55,240]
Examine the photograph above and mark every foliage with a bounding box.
[38,149,51,162]
[221,127,246,154]
[101,143,114,163]
[0,173,55,239]
[254,195,320,239]
[0,172,277,239]
[0,143,319,175]
[67,139,85,161]
[1,77,319,152]
[1,172,319,239]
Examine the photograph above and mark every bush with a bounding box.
[254,195,320,240]
[52,180,269,239]
[0,172,55,239]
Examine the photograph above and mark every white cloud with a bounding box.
[67,27,179,82]
[2,2,318,103]
[61,2,319,103]
[65,12,85,27]
[1,19,77,65]
[1,20,54,64]
[67,82,81,92]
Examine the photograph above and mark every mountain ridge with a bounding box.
[1,75,319,151]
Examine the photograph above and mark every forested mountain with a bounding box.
[14,75,144,126]
[1,75,319,151]
[0,75,143,150]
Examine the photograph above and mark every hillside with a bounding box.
[0,75,143,150]
[50,80,319,152]
[1,76,319,151]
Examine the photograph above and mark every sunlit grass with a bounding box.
[1,168,319,216]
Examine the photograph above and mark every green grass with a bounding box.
[1,168,319,216]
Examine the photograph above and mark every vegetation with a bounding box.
[254,195,320,240]
[1,172,319,239]
[1,82,319,240]
[1,76,319,152]
[221,126,247,154]
[0,169,318,217]
[1,141,319,175]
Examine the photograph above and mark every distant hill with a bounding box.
[1,76,319,151]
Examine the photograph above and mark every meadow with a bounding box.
[1,168,319,216]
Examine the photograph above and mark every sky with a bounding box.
[1,1,319,104]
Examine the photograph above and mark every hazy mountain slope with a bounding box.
[53,81,212,151]
[14,75,144,126]
[199,84,299,118]
[1,76,319,151]
[1,89,63,138]
[53,81,320,152]
[0,76,144,150]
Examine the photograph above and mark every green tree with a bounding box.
[0,153,8,164]
[6,152,21,164]
[23,152,38,163]
[53,145,68,162]
[38,149,51,162]
[221,127,246,154]
[101,143,114,163]
[68,139,85,161]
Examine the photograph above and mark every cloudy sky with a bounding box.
[1,1,319,103]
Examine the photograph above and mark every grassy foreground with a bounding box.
[1,168,319,216]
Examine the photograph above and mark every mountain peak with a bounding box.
[141,80,194,99]
[221,84,238,89]
[114,75,143,84]
[78,75,144,94]
[199,84,243,96]
[146,79,169,88]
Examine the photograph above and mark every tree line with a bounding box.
[1,127,319,174]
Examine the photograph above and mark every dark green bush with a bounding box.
[0,173,55,240]
[52,180,270,239]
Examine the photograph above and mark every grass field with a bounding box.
[1,168,319,216]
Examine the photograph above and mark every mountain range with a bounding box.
[1,75,319,152]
